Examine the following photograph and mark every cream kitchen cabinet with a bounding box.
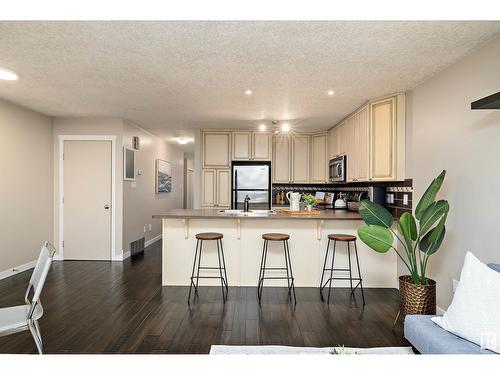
[369,94,405,181]
[272,135,291,183]
[337,121,347,156]
[328,93,405,183]
[252,132,272,160]
[291,135,310,183]
[356,105,369,181]
[311,133,327,183]
[232,131,272,161]
[232,131,251,160]
[346,105,369,182]
[201,168,231,208]
[328,126,339,159]
[202,131,231,168]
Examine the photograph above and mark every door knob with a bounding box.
[104,204,110,210]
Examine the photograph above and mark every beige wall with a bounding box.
[53,117,124,259]
[0,99,53,272]
[122,121,184,253]
[407,36,500,309]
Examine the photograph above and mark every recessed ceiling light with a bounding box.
[259,124,267,131]
[176,138,190,145]
[281,122,291,132]
[245,89,252,96]
[327,90,335,96]
[0,67,18,81]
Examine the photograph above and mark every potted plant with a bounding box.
[302,194,317,211]
[357,170,448,325]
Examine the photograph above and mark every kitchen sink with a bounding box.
[217,209,275,216]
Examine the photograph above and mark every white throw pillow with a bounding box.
[432,252,500,353]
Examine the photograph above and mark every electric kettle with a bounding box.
[334,192,347,209]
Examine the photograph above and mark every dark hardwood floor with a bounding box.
[0,241,408,354]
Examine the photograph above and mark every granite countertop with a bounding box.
[152,208,363,220]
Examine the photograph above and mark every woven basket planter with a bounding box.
[398,275,436,316]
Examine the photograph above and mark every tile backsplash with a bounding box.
[272,178,413,218]
[383,179,413,218]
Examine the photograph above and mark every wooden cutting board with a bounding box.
[278,209,322,216]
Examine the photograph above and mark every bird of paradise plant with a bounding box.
[357,170,448,285]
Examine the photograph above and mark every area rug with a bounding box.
[210,345,414,354]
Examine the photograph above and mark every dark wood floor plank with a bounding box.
[0,241,408,354]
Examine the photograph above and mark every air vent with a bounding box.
[130,237,145,260]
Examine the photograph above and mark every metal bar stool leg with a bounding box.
[195,239,203,291]
[219,239,229,291]
[327,240,337,304]
[283,240,291,294]
[347,241,353,293]
[354,240,366,306]
[188,239,200,303]
[258,240,269,304]
[319,239,331,300]
[285,240,297,305]
[257,239,266,299]
[216,238,226,303]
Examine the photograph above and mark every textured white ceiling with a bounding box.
[1,21,499,141]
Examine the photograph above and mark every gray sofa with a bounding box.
[404,263,500,354]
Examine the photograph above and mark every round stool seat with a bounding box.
[195,232,223,240]
[327,234,357,241]
[262,233,290,241]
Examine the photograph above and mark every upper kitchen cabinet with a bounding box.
[232,131,251,160]
[291,135,310,183]
[346,105,369,182]
[252,132,272,160]
[328,125,339,159]
[369,94,405,181]
[311,133,327,183]
[203,131,231,168]
[232,131,272,161]
[272,134,291,183]
[356,105,369,181]
[329,93,405,183]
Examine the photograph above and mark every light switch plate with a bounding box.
[143,226,146,233]
[403,194,409,206]
[148,224,152,231]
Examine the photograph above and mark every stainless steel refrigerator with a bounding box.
[232,162,271,210]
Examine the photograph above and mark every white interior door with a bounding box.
[63,140,112,260]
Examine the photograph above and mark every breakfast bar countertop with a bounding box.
[153,208,363,220]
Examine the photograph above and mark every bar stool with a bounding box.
[257,233,296,305]
[319,234,365,305]
[188,232,228,304]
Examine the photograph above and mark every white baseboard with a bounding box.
[145,234,162,248]
[0,260,37,281]
[111,252,128,261]
[57,235,161,263]
[53,254,63,261]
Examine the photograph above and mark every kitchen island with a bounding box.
[153,209,397,288]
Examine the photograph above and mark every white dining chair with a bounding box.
[0,241,56,354]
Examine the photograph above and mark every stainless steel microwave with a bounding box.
[329,155,346,182]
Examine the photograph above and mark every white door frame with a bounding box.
[58,135,117,260]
